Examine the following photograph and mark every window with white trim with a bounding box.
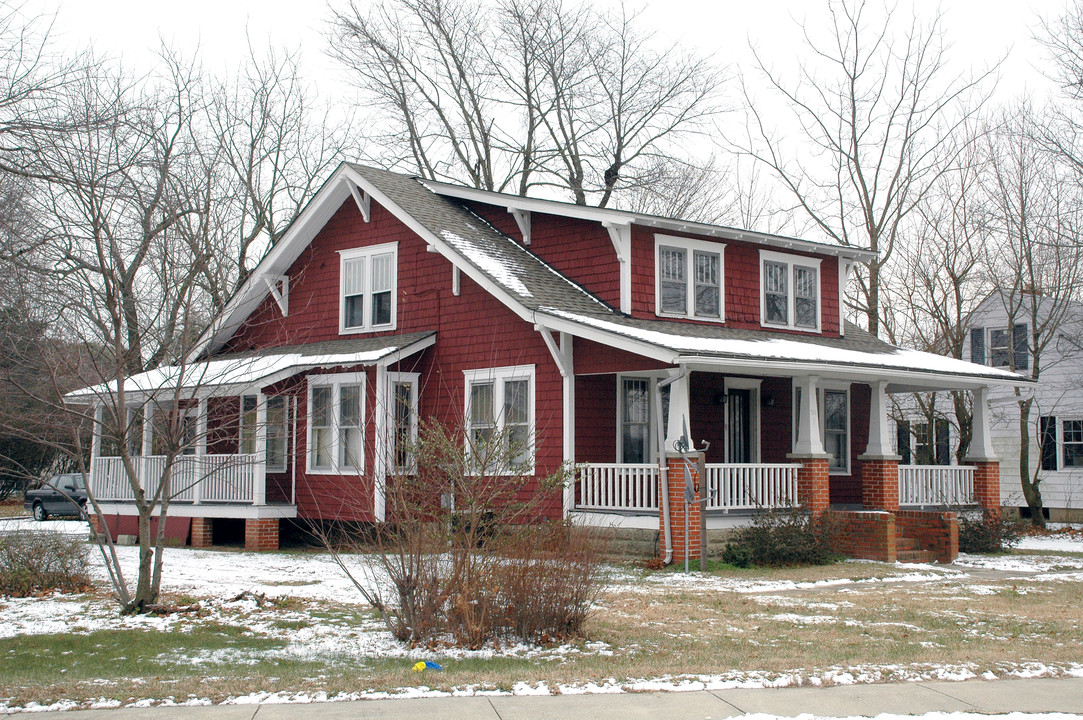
[464,365,535,472]
[760,250,821,331]
[1063,419,1083,468]
[654,235,725,321]
[388,372,419,472]
[339,242,397,333]
[307,373,366,473]
[620,376,651,464]
[793,384,850,473]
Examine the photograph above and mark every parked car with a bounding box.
[24,474,87,521]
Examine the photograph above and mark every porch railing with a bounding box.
[90,454,260,504]
[899,465,975,507]
[575,462,800,513]
[704,463,801,511]
[577,463,659,512]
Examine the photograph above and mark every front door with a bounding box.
[724,385,759,463]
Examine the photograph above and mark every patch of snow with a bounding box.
[1017,534,1083,553]
[440,229,532,298]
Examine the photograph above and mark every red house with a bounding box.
[72,163,1023,562]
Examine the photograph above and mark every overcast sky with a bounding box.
[29,0,1068,105]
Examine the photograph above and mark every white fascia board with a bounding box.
[530,310,680,365]
[189,168,355,361]
[341,167,539,327]
[423,179,876,263]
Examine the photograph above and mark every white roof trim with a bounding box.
[422,178,876,262]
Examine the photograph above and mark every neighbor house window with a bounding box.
[1063,419,1083,468]
[339,242,398,333]
[308,373,366,473]
[760,250,821,331]
[654,235,725,321]
[971,324,1028,370]
[464,365,535,471]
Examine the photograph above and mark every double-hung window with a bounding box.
[620,377,652,464]
[387,372,420,472]
[308,373,366,473]
[970,324,1029,370]
[242,394,289,471]
[760,250,821,331]
[1063,419,1083,468]
[793,385,850,473]
[464,365,535,472]
[339,242,397,333]
[655,235,725,321]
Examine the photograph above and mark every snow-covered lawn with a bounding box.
[3,517,1083,713]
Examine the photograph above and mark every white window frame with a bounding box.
[1063,418,1083,469]
[463,364,536,473]
[988,326,1013,368]
[791,382,851,475]
[306,372,367,475]
[386,371,420,473]
[338,241,398,334]
[654,234,726,322]
[760,249,822,333]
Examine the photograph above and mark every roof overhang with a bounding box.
[532,309,1031,392]
[67,333,436,402]
[422,179,877,263]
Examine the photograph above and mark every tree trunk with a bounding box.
[1018,397,1045,528]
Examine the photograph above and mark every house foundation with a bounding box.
[190,517,213,548]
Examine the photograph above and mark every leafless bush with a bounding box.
[0,529,90,596]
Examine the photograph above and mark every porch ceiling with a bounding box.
[66,331,436,401]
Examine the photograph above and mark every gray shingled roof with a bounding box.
[350,164,611,316]
[210,331,436,362]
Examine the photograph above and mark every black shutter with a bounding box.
[1040,416,1058,471]
[1013,323,1029,370]
[935,419,950,465]
[896,420,911,464]
[970,328,985,364]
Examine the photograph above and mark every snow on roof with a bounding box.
[540,309,1027,384]
[66,333,437,400]
[439,229,533,298]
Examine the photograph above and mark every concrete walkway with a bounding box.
[46,677,1083,719]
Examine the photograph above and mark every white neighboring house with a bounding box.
[897,293,1083,521]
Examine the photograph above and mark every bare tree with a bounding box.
[327,0,724,207]
[983,103,1083,527]
[735,0,993,336]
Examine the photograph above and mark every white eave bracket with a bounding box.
[347,179,371,222]
[602,221,632,314]
[263,275,289,317]
[509,208,530,245]
[534,324,572,377]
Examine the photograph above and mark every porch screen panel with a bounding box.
[693,250,720,318]
[659,246,687,314]
[266,396,288,472]
[393,381,414,471]
[339,384,363,469]
[622,378,650,463]
[824,390,847,471]
[764,261,788,324]
[504,378,530,468]
[310,386,334,469]
[793,266,818,329]
[343,257,366,329]
[371,252,394,326]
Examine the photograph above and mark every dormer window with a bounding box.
[654,235,725,321]
[760,250,821,332]
[339,242,398,333]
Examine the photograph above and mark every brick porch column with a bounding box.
[969,460,1001,514]
[859,457,900,511]
[661,454,703,564]
[792,456,830,517]
[190,517,213,548]
[244,518,280,551]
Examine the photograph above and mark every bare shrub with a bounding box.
[0,529,91,596]
[958,510,1025,554]
[721,507,840,568]
[321,419,606,648]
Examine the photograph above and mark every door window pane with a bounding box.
[622,378,650,463]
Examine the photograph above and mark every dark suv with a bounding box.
[24,474,88,521]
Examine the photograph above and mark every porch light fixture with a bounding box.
[761,393,776,408]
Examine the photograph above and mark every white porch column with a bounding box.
[193,398,207,505]
[664,369,692,453]
[89,402,102,496]
[374,363,388,522]
[863,381,894,457]
[253,393,268,506]
[967,386,997,460]
[792,375,825,456]
[560,333,575,517]
[141,401,154,456]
